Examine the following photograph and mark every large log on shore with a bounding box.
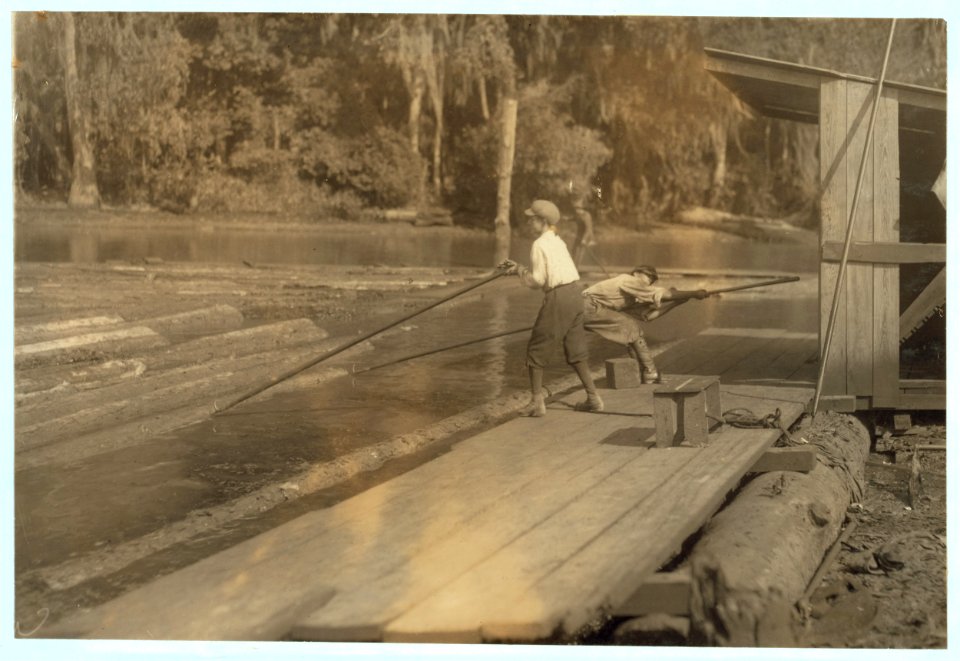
[685,412,870,646]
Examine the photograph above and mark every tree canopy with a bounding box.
[13,13,946,228]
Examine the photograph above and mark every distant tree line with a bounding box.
[13,13,945,230]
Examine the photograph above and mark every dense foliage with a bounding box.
[13,13,946,228]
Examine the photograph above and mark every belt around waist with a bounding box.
[545,280,578,293]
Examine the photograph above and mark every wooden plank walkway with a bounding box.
[48,327,815,642]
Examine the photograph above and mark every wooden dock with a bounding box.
[50,327,815,642]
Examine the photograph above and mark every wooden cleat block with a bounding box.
[653,377,722,447]
[605,357,641,389]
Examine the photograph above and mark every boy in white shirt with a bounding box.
[500,199,604,417]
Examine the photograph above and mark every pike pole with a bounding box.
[666,275,800,301]
[213,267,509,415]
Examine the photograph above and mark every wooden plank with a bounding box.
[719,335,787,383]
[384,386,812,642]
[844,81,875,397]
[896,393,946,410]
[816,395,857,412]
[899,266,946,342]
[697,335,773,380]
[821,241,944,264]
[658,333,740,376]
[872,90,901,407]
[819,79,848,396]
[47,411,625,639]
[758,337,818,382]
[294,441,694,642]
[899,379,946,393]
[749,446,818,473]
[654,376,720,394]
[612,568,692,617]
[382,445,700,643]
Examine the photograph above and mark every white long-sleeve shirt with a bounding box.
[520,230,580,291]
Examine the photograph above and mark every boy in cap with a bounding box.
[500,199,604,417]
[582,265,707,383]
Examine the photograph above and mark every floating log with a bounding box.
[15,326,168,369]
[137,318,329,371]
[138,304,245,338]
[15,358,147,399]
[15,328,371,457]
[15,356,357,470]
[686,412,870,647]
[15,315,125,345]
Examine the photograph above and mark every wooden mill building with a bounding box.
[703,47,947,412]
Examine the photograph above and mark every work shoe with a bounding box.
[574,393,605,412]
[641,370,662,385]
[521,397,547,417]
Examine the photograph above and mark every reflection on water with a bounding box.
[15,223,819,273]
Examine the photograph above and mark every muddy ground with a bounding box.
[794,419,948,649]
[12,209,947,649]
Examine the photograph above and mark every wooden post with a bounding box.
[494,96,518,264]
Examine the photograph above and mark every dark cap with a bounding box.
[631,265,659,283]
[524,200,561,224]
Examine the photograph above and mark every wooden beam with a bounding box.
[844,81,874,399]
[749,446,818,473]
[897,393,946,410]
[819,78,848,397]
[704,47,946,112]
[899,266,946,343]
[813,395,857,413]
[872,92,901,409]
[899,379,946,392]
[821,241,945,264]
[704,54,821,93]
[613,569,692,617]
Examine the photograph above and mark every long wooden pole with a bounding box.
[666,276,800,301]
[813,19,897,416]
[213,270,507,414]
[353,326,532,375]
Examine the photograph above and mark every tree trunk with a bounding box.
[687,412,871,647]
[62,13,100,208]
[708,122,727,206]
[478,76,490,121]
[407,69,425,156]
[426,62,444,198]
[493,95,518,265]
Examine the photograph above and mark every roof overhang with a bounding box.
[703,47,946,138]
